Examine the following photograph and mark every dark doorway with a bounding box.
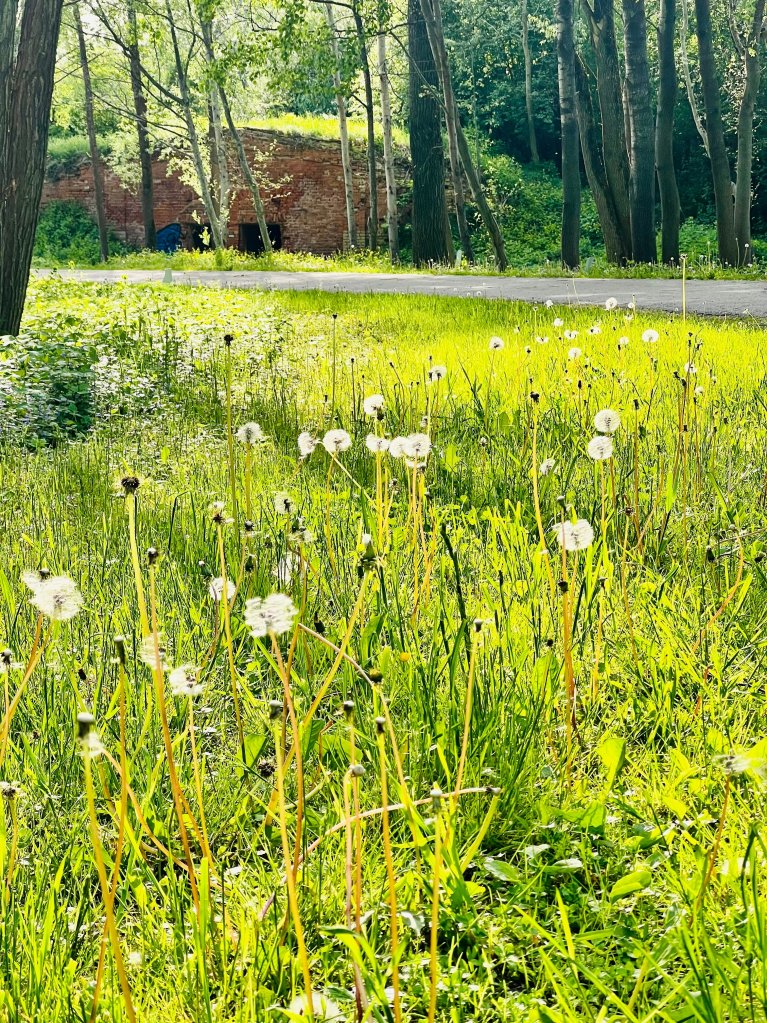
[189,223,213,250]
[239,222,282,254]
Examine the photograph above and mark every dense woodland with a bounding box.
[3,0,767,328]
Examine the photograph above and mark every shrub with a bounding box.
[33,200,125,266]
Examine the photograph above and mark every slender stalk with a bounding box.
[427,789,444,1023]
[455,626,479,794]
[376,717,402,1023]
[215,523,245,758]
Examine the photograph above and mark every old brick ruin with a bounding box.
[41,128,392,254]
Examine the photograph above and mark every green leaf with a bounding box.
[609,869,652,902]
[481,856,521,883]
[598,735,626,792]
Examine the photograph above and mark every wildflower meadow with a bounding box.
[0,276,765,1022]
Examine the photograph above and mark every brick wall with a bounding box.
[41,128,398,254]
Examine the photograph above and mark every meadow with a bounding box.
[0,277,766,1022]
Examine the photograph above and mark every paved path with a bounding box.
[33,268,767,318]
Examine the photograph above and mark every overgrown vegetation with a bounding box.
[2,278,766,1021]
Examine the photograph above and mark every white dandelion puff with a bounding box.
[593,408,621,434]
[363,394,385,416]
[322,429,352,455]
[169,665,204,698]
[273,492,293,515]
[28,575,83,621]
[538,458,556,477]
[297,432,317,459]
[684,362,698,375]
[388,436,408,459]
[427,365,447,383]
[403,433,432,464]
[605,297,618,311]
[489,336,504,351]
[209,577,237,603]
[365,434,390,453]
[553,519,595,552]
[273,552,297,587]
[568,347,582,361]
[139,635,168,671]
[587,435,614,460]
[244,593,298,638]
[618,335,629,349]
[642,328,660,343]
[553,317,564,328]
[588,325,602,335]
[564,329,578,341]
[535,335,550,344]
[236,422,265,445]
[545,299,554,308]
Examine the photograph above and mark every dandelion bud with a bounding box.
[706,546,715,563]
[545,638,554,648]
[147,547,159,566]
[0,781,19,800]
[313,616,326,635]
[223,333,233,346]
[209,502,226,525]
[530,391,540,403]
[342,700,354,719]
[121,475,140,494]
[350,764,365,778]
[77,712,96,740]
[375,716,386,734]
[268,699,283,720]
[556,494,566,507]
[558,579,569,593]
[113,635,127,666]
[430,786,443,811]
[0,649,12,668]
[368,667,383,683]
[473,618,485,633]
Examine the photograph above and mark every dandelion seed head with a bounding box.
[489,335,504,351]
[388,436,408,458]
[587,435,614,460]
[553,317,564,328]
[273,491,293,515]
[322,429,352,455]
[366,434,390,453]
[363,394,385,416]
[553,519,595,552]
[169,665,204,698]
[538,458,556,477]
[564,330,578,341]
[139,635,168,671]
[593,408,621,434]
[236,422,265,445]
[605,297,618,311]
[642,328,660,343]
[244,593,298,638]
[618,335,629,349]
[568,347,582,361]
[297,432,317,459]
[535,335,550,344]
[427,365,447,383]
[208,577,236,603]
[28,575,83,621]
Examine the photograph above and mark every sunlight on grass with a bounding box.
[1,278,766,1021]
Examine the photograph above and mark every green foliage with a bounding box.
[46,135,112,180]
[33,200,126,266]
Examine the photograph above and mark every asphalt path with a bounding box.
[32,268,767,317]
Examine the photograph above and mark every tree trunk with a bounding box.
[622,0,656,262]
[0,0,64,336]
[453,116,508,269]
[74,3,109,262]
[521,0,540,161]
[199,17,272,254]
[377,31,399,262]
[419,0,473,260]
[575,56,627,262]
[351,3,379,250]
[581,0,632,258]
[656,0,681,264]
[325,1,358,249]
[732,0,766,263]
[209,87,230,231]
[680,0,709,153]
[127,0,156,249]
[165,0,224,249]
[557,0,581,268]
[408,0,453,265]
[694,0,738,265]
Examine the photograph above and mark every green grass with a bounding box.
[240,112,410,149]
[1,278,767,1021]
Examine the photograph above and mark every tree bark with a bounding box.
[165,0,224,249]
[732,0,766,262]
[408,0,453,265]
[419,0,473,260]
[680,0,709,154]
[656,0,681,264]
[199,16,272,254]
[325,2,358,249]
[377,31,399,262]
[622,0,656,262]
[694,0,738,265]
[0,0,64,336]
[74,2,109,262]
[351,2,379,250]
[126,0,156,249]
[521,0,540,162]
[557,0,581,268]
[581,0,632,258]
[575,56,627,262]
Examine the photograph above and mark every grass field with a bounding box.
[1,278,766,1022]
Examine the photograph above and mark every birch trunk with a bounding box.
[324,2,358,249]
[377,31,399,262]
[557,0,581,268]
[622,0,656,262]
[74,2,109,262]
[351,3,379,249]
[521,0,540,162]
[127,0,156,249]
[656,0,681,264]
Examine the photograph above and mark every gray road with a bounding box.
[32,268,767,318]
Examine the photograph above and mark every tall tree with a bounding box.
[730,0,767,262]
[377,26,399,261]
[581,0,632,261]
[557,0,580,268]
[656,0,681,264]
[622,0,656,261]
[408,0,453,265]
[0,0,64,336]
[350,0,379,249]
[126,0,156,249]
[521,0,540,162]
[324,1,358,249]
[694,0,738,264]
[74,2,109,262]
[419,0,473,260]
